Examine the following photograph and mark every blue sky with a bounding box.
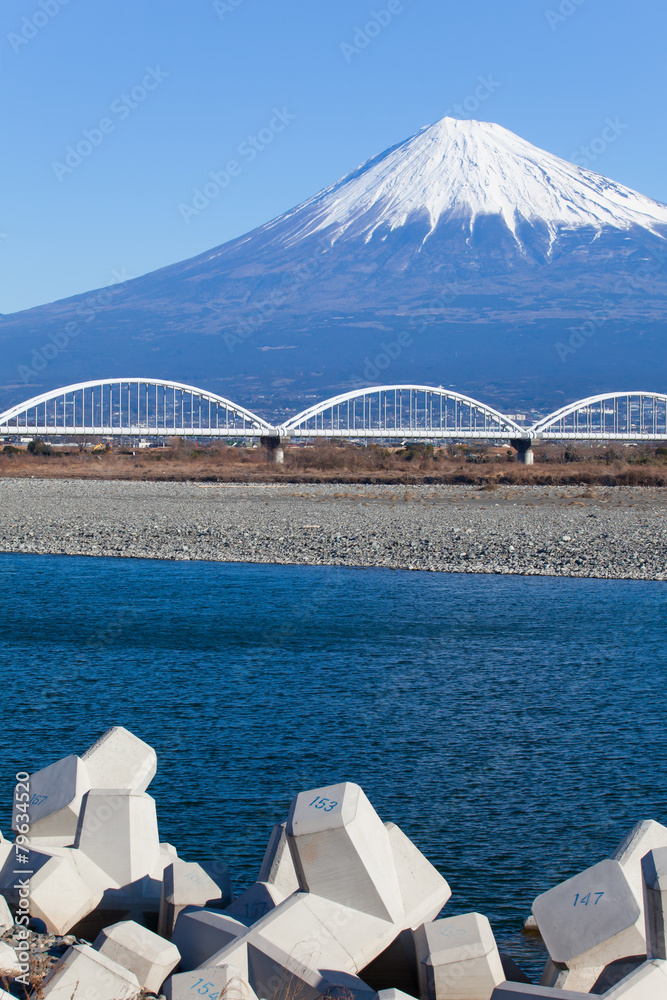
[2,0,666,313]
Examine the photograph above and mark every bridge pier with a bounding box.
[261,435,290,465]
[510,438,535,465]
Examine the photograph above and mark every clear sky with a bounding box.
[2,0,666,314]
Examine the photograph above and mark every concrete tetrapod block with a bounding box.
[258,824,300,896]
[41,943,141,1000]
[0,844,54,906]
[414,912,505,1000]
[0,838,12,877]
[13,755,91,848]
[81,726,157,793]
[94,918,180,993]
[206,891,400,1000]
[385,822,451,927]
[0,892,13,931]
[603,957,667,998]
[0,845,110,934]
[612,819,667,942]
[0,942,20,975]
[490,986,589,999]
[613,819,667,898]
[77,845,185,939]
[532,858,644,993]
[202,786,450,1000]
[159,861,232,938]
[165,964,260,1000]
[286,782,404,923]
[238,935,376,1000]
[31,847,111,934]
[642,847,667,960]
[225,881,290,926]
[378,991,419,1000]
[75,788,160,886]
[172,908,248,970]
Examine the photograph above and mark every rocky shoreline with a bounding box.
[0,478,665,580]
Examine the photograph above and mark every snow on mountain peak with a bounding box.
[266,116,667,248]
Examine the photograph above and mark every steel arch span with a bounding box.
[0,378,273,438]
[529,391,667,440]
[284,385,527,440]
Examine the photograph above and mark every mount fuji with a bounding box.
[3,116,667,417]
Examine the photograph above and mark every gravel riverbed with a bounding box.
[0,478,665,579]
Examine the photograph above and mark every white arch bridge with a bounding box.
[1,379,666,463]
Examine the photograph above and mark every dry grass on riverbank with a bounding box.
[2,439,667,485]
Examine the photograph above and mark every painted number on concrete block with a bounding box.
[309,796,338,812]
[190,980,221,999]
[573,892,605,906]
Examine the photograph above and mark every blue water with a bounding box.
[1,553,666,980]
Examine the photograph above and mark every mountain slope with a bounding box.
[2,116,667,417]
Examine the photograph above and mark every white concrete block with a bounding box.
[159,861,231,938]
[258,824,300,896]
[13,755,90,847]
[385,822,451,927]
[0,845,109,935]
[287,782,403,922]
[0,832,14,877]
[603,957,667,998]
[0,892,14,931]
[490,986,589,999]
[378,991,419,1000]
[0,843,52,905]
[94,918,180,993]
[164,964,259,1000]
[613,819,667,890]
[203,891,391,1000]
[250,891,380,973]
[243,937,376,1000]
[207,891,398,991]
[414,912,505,1000]
[202,792,450,1000]
[532,858,644,990]
[613,819,667,936]
[33,849,110,935]
[0,942,20,975]
[172,908,247,970]
[41,943,141,1000]
[75,788,160,886]
[81,726,157,793]
[225,881,289,926]
[642,847,667,960]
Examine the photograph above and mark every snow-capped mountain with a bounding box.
[259,117,667,248]
[2,115,667,415]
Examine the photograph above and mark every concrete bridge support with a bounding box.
[261,436,290,465]
[510,438,535,465]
